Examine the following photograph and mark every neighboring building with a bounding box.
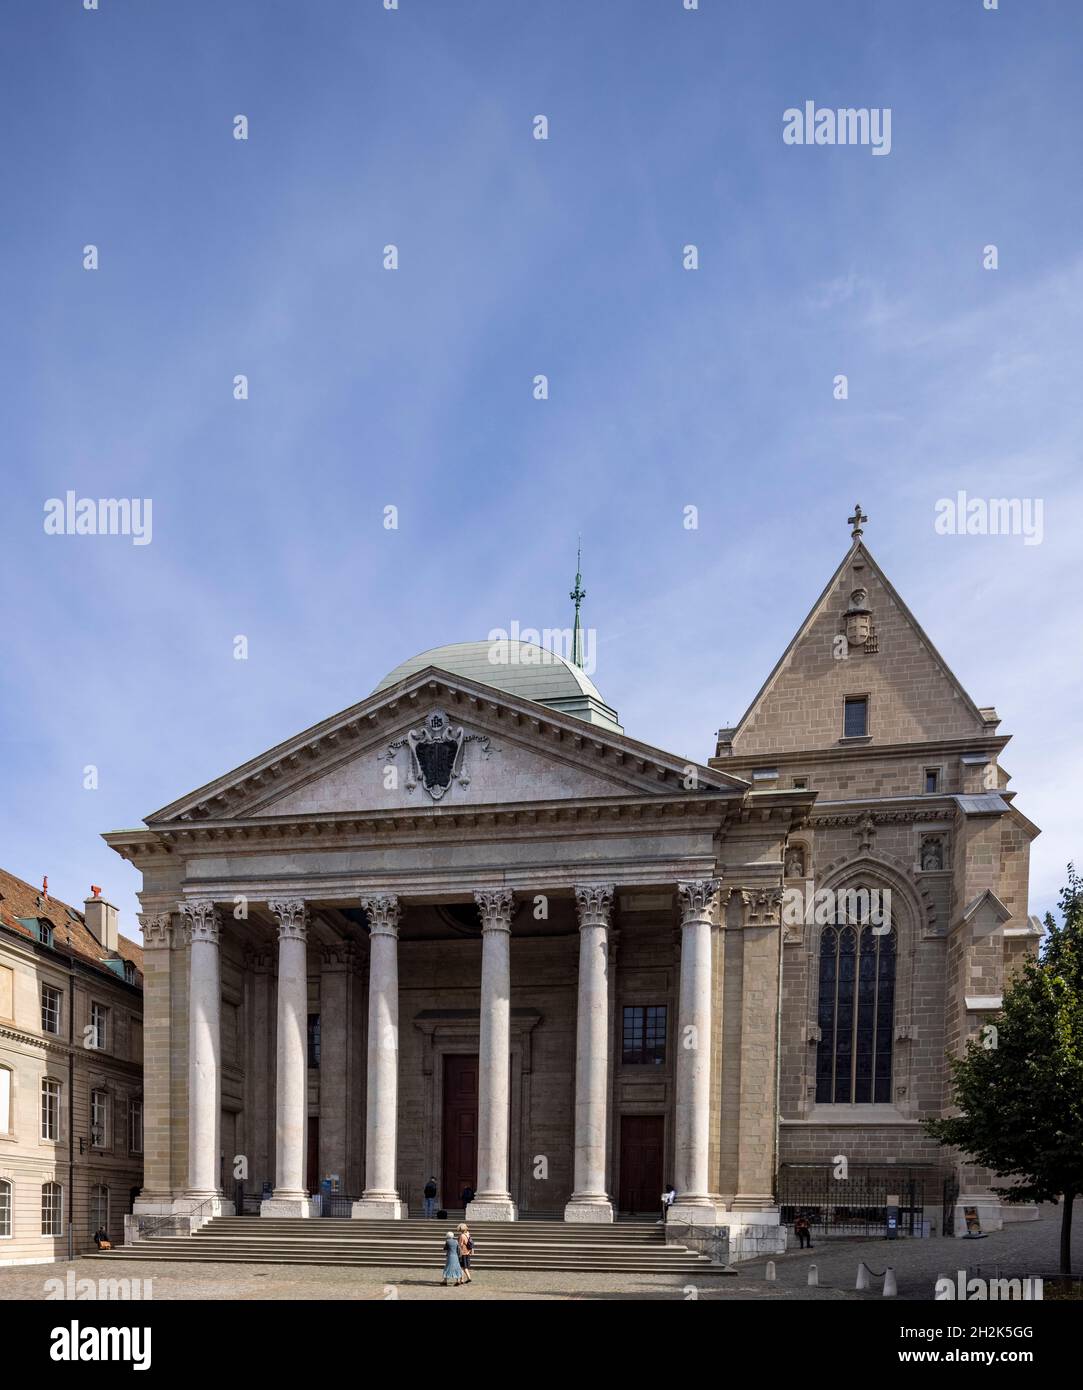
[105,514,1040,1255]
[0,871,144,1264]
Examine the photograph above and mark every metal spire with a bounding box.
[570,537,586,669]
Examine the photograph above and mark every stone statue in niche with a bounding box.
[784,846,806,878]
[921,837,944,871]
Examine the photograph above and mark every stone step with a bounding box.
[90,1250,715,1272]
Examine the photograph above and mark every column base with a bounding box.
[466,1197,518,1222]
[667,1200,720,1228]
[563,1197,615,1224]
[352,1195,407,1220]
[261,1196,321,1218]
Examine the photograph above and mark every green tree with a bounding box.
[926,867,1083,1275]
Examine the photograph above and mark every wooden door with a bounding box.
[619,1115,665,1214]
[442,1054,478,1208]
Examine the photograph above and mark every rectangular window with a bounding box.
[41,1184,62,1237]
[41,1079,60,1141]
[41,985,62,1035]
[89,1002,109,1051]
[0,1179,10,1238]
[129,1098,144,1154]
[307,1014,321,1069]
[843,697,868,738]
[89,1184,109,1238]
[792,777,808,790]
[90,1090,109,1148]
[622,1005,667,1065]
[0,966,14,1021]
[924,767,940,794]
[0,1068,10,1135]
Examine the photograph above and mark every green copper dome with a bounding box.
[374,641,622,733]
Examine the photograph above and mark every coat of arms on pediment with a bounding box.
[380,709,494,801]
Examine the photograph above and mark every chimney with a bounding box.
[84,893,119,953]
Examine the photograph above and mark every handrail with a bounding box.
[135,1196,218,1240]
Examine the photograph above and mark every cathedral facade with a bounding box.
[108,516,1040,1255]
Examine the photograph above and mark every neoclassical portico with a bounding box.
[111,646,807,1250]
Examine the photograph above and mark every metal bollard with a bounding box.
[883,1267,897,1297]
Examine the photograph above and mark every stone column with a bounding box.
[564,884,615,1223]
[130,912,175,1222]
[468,889,518,1221]
[262,900,319,1217]
[353,894,406,1219]
[670,879,721,1225]
[180,900,232,1214]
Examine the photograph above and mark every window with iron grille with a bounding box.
[843,696,868,738]
[622,1005,667,1065]
[41,1078,60,1141]
[91,1089,109,1148]
[307,1014,321,1069]
[41,984,62,1035]
[41,1182,63,1237]
[815,914,896,1104]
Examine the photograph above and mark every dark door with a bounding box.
[619,1115,665,1214]
[306,1116,320,1195]
[442,1054,478,1207]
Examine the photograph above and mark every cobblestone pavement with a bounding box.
[0,1207,1076,1301]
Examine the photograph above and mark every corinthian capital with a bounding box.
[268,898,309,942]
[360,893,401,939]
[677,878,722,925]
[179,899,222,945]
[574,883,614,931]
[474,888,514,933]
[138,912,173,949]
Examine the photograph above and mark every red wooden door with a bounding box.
[619,1115,665,1214]
[442,1054,478,1207]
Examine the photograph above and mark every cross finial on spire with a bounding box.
[848,503,868,541]
[570,536,586,669]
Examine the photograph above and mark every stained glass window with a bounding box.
[815,908,895,1104]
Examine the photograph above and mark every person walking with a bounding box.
[423,1176,438,1220]
[457,1222,474,1284]
[441,1229,463,1286]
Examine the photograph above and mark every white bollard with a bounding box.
[883,1267,897,1297]
[808,1263,818,1286]
[856,1262,869,1290]
[765,1260,776,1281]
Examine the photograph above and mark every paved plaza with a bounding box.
[2,1207,1076,1301]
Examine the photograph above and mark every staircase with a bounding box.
[91,1215,722,1274]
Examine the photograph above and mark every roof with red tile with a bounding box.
[0,867,143,987]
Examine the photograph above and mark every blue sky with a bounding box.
[1,0,1079,931]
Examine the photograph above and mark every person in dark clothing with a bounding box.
[794,1213,813,1249]
[423,1176,438,1219]
[460,1185,475,1207]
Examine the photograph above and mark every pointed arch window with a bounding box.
[815,912,896,1104]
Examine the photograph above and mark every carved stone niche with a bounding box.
[919,835,945,872]
[783,845,806,879]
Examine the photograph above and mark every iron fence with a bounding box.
[778,1164,935,1238]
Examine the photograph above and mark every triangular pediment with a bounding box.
[146,666,748,825]
[728,541,994,755]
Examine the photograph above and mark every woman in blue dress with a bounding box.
[442,1229,463,1286]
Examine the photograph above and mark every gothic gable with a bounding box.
[728,540,994,756]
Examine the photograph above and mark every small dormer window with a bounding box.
[924,767,941,794]
[123,961,136,985]
[38,922,54,948]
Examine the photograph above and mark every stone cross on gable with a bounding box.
[848,504,868,540]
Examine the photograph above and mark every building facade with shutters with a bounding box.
[0,871,144,1264]
[105,518,1041,1254]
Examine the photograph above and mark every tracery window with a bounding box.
[815,912,896,1104]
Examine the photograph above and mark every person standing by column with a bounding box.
[423,1176,438,1220]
